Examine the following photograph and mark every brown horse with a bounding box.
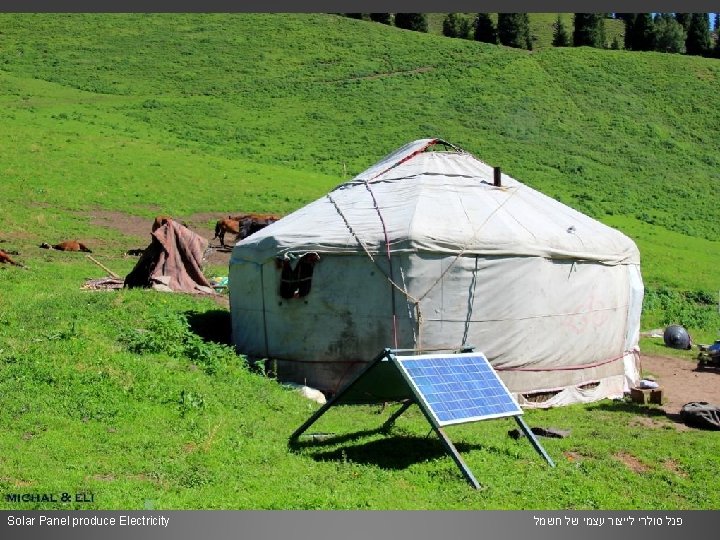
[214,213,282,248]
[232,213,281,238]
[40,240,92,253]
[0,249,26,268]
[213,217,242,248]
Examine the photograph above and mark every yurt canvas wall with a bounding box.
[229,139,644,407]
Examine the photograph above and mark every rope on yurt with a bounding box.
[399,266,418,345]
[362,179,399,348]
[495,353,627,372]
[326,192,424,347]
[326,143,523,352]
[461,255,479,347]
[363,138,439,185]
[326,180,523,352]
[260,263,270,358]
[413,184,523,304]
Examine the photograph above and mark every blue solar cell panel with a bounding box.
[393,353,522,426]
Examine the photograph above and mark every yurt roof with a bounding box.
[230,139,640,266]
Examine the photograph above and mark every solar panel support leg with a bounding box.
[434,427,481,490]
[289,349,394,444]
[289,399,335,443]
[514,416,556,467]
[381,400,414,431]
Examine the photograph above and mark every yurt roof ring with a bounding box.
[364,138,465,184]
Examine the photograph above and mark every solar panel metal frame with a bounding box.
[392,352,523,427]
[289,348,555,490]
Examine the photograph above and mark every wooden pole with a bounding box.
[86,255,120,279]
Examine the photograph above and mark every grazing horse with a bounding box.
[40,240,92,253]
[213,217,242,248]
[231,213,281,239]
[214,213,282,248]
[0,249,26,268]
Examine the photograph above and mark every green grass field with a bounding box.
[1,13,719,510]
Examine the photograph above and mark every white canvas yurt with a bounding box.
[229,139,644,407]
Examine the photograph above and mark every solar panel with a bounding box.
[393,352,522,426]
[290,348,554,489]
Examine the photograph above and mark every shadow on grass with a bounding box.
[291,428,503,470]
[291,427,387,448]
[307,436,491,470]
[586,400,666,416]
[585,399,689,428]
[185,309,232,345]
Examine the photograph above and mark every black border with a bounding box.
[1,1,720,14]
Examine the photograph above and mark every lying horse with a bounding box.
[0,249,26,267]
[40,240,92,253]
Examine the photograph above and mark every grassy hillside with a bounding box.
[2,13,718,332]
[1,13,719,510]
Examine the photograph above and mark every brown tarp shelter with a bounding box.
[125,220,213,294]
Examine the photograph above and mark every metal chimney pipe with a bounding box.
[493,166,501,187]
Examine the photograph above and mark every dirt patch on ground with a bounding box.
[562,451,585,463]
[1,478,34,488]
[185,212,235,268]
[628,415,674,430]
[613,451,651,473]
[662,459,688,478]
[88,210,154,242]
[86,209,233,268]
[640,354,720,416]
[89,474,116,482]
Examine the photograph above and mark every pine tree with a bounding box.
[630,13,656,51]
[474,13,497,44]
[443,13,459,37]
[497,13,532,50]
[459,17,471,40]
[622,14,636,49]
[394,13,428,33]
[369,13,392,25]
[552,15,570,47]
[686,13,711,56]
[443,13,470,39]
[675,13,691,31]
[573,13,607,48]
[654,14,686,53]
